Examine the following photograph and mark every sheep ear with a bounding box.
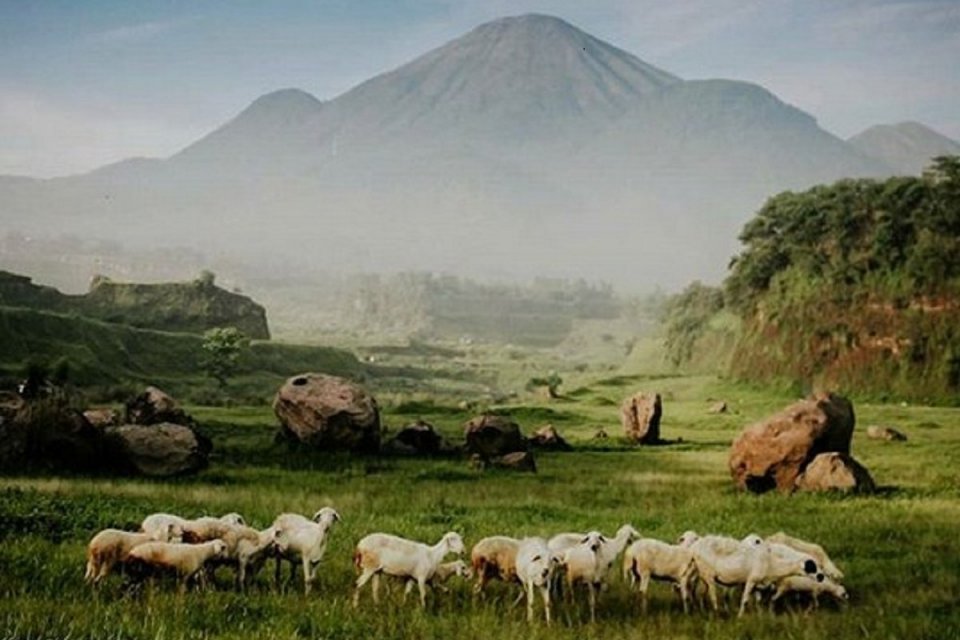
[333,510,341,522]
[599,535,608,544]
[580,536,589,544]
[532,555,541,562]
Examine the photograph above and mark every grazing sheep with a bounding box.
[181,514,246,544]
[470,536,522,594]
[766,531,843,581]
[549,524,639,602]
[692,534,820,617]
[770,573,849,610]
[140,514,188,542]
[125,540,228,593]
[560,531,608,623]
[622,538,697,613]
[220,525,277,590]
[353,531,465,609]
[272,508,342,594]
[84,526,173,585]
[515,537,560,624]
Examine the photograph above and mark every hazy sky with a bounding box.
[2,0,958,177]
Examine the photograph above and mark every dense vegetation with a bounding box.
[664,156,960,403]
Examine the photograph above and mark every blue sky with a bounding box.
[2,0,958,176]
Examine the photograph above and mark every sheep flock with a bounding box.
[85,508,850,623]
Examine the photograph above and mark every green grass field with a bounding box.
[2,371,958,639]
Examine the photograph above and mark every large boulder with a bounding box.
[125,386,195,427]
[0,394,106,471]
[273,373,381,452]
[729,392,855,494]
[463,415,527,459]
[103,423,208,476]
[621,392,662,444]
[528,424,572,451]
[795,452,875,493]
[383,420,456,456]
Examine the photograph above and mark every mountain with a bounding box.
[848,121,960,176]
[0,14,898,290]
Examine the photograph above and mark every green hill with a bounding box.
[665,156,960,404]
[0,305,360,402]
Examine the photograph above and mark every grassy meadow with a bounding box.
[2,356,959,640]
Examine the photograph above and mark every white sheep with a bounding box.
[220,525,277,590]
[692,534,820,617]
[84,526,173,585]
[125,540,228,593]
[766,531,843,581]
[515,537,560,624]
[550,524,639,601]
[770,573,849,610]
[272,508,342,594]
[470,535,522,594]
[559,531,608,622]
[622,537,697,613]
[140,513,188,541]
[353,531,465,608]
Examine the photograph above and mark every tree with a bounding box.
[201,327,249,388]
[526,371,563,399]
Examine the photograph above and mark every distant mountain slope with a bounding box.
[848,121,960,176]
[0,13,902,289]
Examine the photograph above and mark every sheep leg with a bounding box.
[588,582,597,624]
[739,579,756,618]
[403,579,414,602]
[679,574,691,615]
[706,578,720,613]
[525,582,535,622]
[639,571,650,614]
[418,577,428,609]
[372,573,381,604]
[540,585,552,625]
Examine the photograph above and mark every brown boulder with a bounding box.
[463,415,527,459]
[621,392,662,444]
[0,394,106,471]
[383,420,456,456]
[273,373,380,452]
[125,386,194,426]
[795,452,875,493]
[729,392,855,493]
[84,408,121,428]
[866,425,907,442]
[528,424,572,451]
[103,423,208,476]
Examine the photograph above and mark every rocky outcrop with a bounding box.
[103,423,208,476]
[729,392,855,494]
[273,373,381,452]
[795,452,875,493]
[621,392,662,444]
[463,415,527,459]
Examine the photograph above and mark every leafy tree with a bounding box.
[526,371,563,399]
[201,327,249,388]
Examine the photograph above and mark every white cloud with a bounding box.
[0,89,203,177]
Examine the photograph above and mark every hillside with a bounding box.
[666,156,960,404]
[0,270,270,339]
[0,305,359,401]
[0,14,895,290]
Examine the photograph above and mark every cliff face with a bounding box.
[0,271,270,339]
